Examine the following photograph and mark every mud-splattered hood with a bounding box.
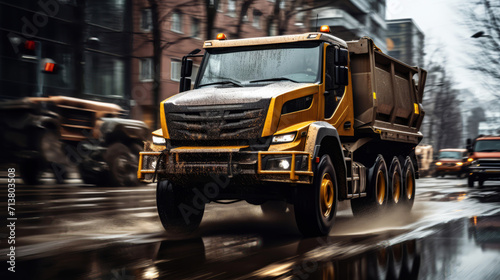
[166,82,316,106]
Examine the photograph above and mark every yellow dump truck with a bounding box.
[138,26,427,236]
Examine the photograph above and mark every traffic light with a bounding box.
[40,58,58,74]
[21,39,38,60]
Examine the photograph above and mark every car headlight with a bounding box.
[272,133,296,144]
[152,135,166,145]
[456,162,463,166]
[435,162,442,166]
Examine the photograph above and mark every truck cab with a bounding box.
[467,135,500,188]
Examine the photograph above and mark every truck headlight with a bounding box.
[272,133,296,144]
[152,135,166,145]
[263,155,308,171]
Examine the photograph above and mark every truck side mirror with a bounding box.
[179,77,191,92]
[335,66,348,86]
[335,48,348,66]
[466,138,473,152]
[181,59,193,78]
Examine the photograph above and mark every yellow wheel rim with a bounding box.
[393,170,401,203]
[320,173,334,217]
[406,170,414,200]
[376,170,386,205]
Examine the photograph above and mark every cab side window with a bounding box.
[324,46,345,119]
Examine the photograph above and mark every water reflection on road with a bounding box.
[1,177,500,279]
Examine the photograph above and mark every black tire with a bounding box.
[388,157,403,207]
[105,143,140,187]
[294,154,338,237]
[78,160,107,186]
[478,179,484,189]
[402,157,416,211]
[19,158,44,185]
[351,155,388,216]
[157,180,205,236]
[468,176,475,188]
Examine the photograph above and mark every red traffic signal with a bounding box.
[21,40,37,60]
[24,40,36,51]
[40,58,58,73]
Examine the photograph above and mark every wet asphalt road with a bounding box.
[1,175,500,280]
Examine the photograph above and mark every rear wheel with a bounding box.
[19,158,44,185]
[351,155,388,216]
[402,157,416,211]
[294,154,338,237]
[388,157,403,207]
[157,180,205,236]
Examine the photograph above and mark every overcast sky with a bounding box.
[386,0,488,101]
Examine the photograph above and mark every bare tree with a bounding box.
[133,0,201,128]
[423,61,463,150]
[464,0,500,97]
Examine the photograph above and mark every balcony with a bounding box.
[314,9,363,32]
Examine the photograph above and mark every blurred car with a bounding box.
[467,135,500,188]
[435,148,468,178]
[416,145,434,177]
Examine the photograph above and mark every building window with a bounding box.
[191,17,200,38]
[141,8,152,31]
[269,23,278,36]
[140,58,153,82]
[252,10,262,28]
[171,59,181,81]
[227,0,236,17]
[171,10,183,33]
[294,11,305,26]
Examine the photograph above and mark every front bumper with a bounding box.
[137,148,313,184]
[468,166,500,181]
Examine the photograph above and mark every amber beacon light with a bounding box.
[216,33,227,40]
[320,25,331,33]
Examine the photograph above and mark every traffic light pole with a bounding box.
[35,40,43,97]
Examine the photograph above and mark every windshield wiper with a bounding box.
[249,77,299,83]
[198,80,242,87]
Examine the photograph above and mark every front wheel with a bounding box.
[467,176,475,188]
[294,154,338,237]
[157,180,205,236]
[105,143,140,187]
[19,158,44,185]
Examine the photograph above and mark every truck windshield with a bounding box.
[197,42,322,87]
[474,140,500,152]
[439,151,462,159]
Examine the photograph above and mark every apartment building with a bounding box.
[312,0,388,52]
[130,0,310,127]
[386,18,425,67]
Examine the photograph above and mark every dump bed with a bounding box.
[347,37,427,144]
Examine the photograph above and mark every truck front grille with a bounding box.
[476,159,500,167]
[164,100,269,141]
